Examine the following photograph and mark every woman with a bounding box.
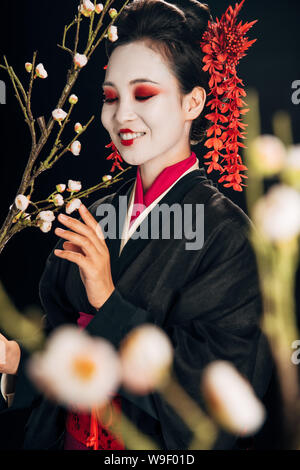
[0,0,272,450]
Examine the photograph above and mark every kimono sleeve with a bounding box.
[83,219,273,449]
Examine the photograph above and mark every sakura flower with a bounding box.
[95,3,103,14]
[282,144,300,190]
[102,175,112,182]
[253,184,300,242]
[25,62,32,73]
[52,108,67,123]
[107,25,118,42]
[15,194,29,211]
[201,361,266,436]
[27,325,121,410]
[56,183,66,193]
[250,135,286,176]
[79,0,95,16]
[38,220,52,233]
[108,8,118,19]
[69,94,78,105]
[67,180,82,192]
[74,122,83,134]
[35,63,48,79]
[74,53,88,68]
[70,140,81,156]
[66,198,82,214]
[52,194,64,207]
[37,210,55,223]
[120,324,173,394]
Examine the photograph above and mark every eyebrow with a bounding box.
[102,78,160,87]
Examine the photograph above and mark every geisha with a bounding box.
[0,0,272,450]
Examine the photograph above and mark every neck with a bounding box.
[139,144,192,192]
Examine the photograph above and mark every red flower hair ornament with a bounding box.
[200,0,257,191]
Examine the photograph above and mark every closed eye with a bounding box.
[102,95,154,104]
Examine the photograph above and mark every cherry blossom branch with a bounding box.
[0,1,130,255]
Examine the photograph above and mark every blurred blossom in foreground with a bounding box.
[120,324,173,394]
[282,144,300,190]
[253,184,300,242]
[201,361,266,436]
[250,135,286,176]
[27,326,121,411]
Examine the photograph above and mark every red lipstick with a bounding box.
[119,128,145,146]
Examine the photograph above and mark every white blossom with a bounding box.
[201,361,266,436]
[286,144,300,169]
[120,324,173,394]
[52,194,64,207]
[38,220,52,233]
[66,198,82,214]
[67,180,82,192]
[70,140,81,156]
[253,184,300,241]
[35,63,48,79]
[74,53,88,68]
[107,25,118,42]
[56,183,66,193]
[250,135,286,176]
[37,210,56,222]
[15,194,29,211]
[27,325,121,410]
[52,108,67,122]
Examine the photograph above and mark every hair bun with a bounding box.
[171,0,213,41]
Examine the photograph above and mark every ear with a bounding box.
[183,86,206,120]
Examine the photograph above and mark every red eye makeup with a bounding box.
[102,84,161,103]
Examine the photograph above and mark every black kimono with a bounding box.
[0,167,273,449]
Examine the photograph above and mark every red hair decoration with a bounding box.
[105,141,124,172]
[200,0,257,191]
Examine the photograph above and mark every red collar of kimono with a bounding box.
[130,151,197,226]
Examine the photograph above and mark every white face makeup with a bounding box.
[101,41,193,179]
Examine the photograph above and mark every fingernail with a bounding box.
[59,214,67,221]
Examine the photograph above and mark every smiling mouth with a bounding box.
[118,132,146,145]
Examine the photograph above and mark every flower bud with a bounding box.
[102,175,112,182]
[35,63,48,79]
[67,180,82,192]
[69,94,78,105]
[52,108,67,122]
[25,62,32,73]
[107,25,118,42]
[70,140,81,156]
[108,8,118,19]
[95,3,103,14]
[74,122,83,134]
[56,183,66,193]
[66,198,81,215]
[52,194,64,207]
[74,53,88,68]
[250,135,286,177]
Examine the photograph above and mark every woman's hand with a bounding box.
[54,203,115,310]
[0,333,21,375]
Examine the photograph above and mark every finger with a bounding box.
[57,211,105,252]
[63,241,83,254]
[78,204,106,243]
[55,228,100,259]
[54,248,91,271]
[0,339,6,364]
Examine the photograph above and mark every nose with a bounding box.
[114,96,137,125]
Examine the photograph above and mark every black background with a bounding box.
[0,0,299,448]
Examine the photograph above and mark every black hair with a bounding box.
[105,0,213,145]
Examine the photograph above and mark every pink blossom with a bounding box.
[66,198,81,214]
[74,53,88,68]
[35,63,48,79]
[70,140,81,156]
